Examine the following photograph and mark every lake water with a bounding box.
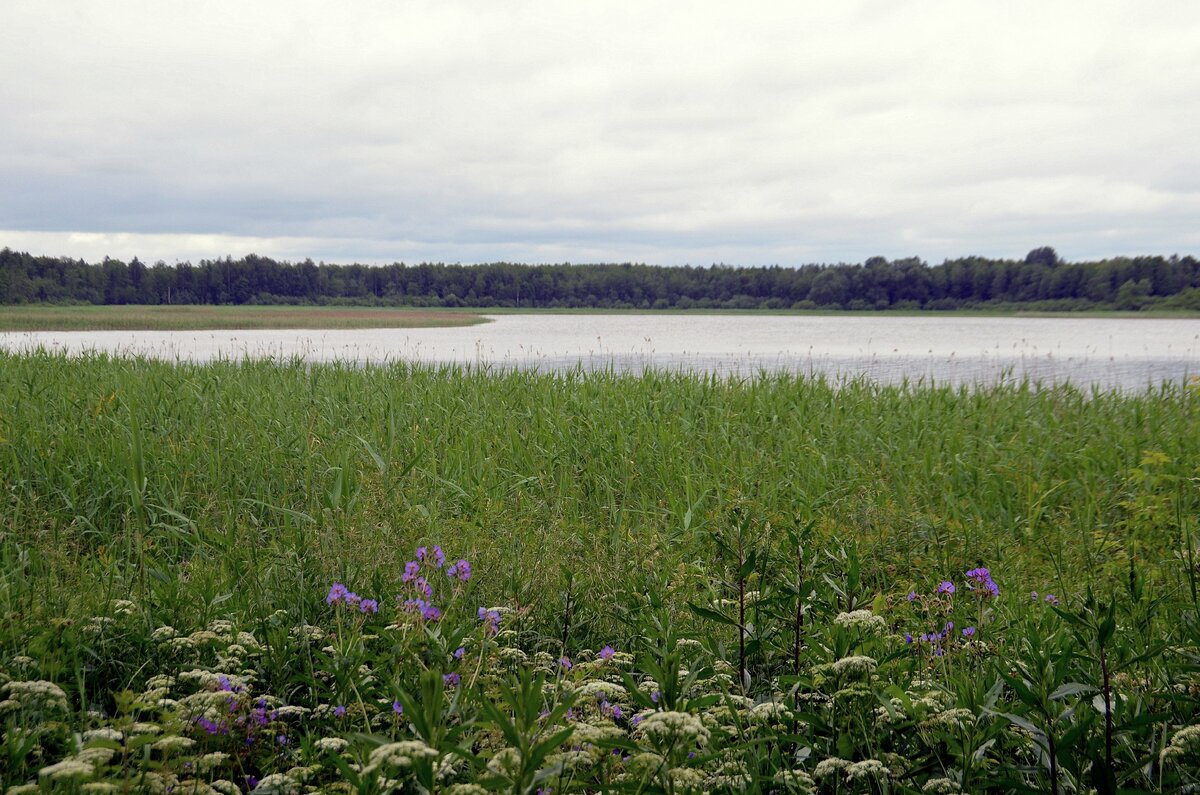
[3,314,1197,390]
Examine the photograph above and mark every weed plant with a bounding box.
[0,352,1197,792]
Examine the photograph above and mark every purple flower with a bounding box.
[1045,593,1060,606]
[393,700,404,715]
[612,704,622,720]
[415,577,433,598]
[277,734,288,746]
[402,561,420,583]
[598,645,616,661]
[327,582,348,604]
[559,656,572,670]
[432,545,446,568]
[360,599,379,614]
[906,591,917,602]
[345,592,362,607]
[966,567,999,596]
[1031,591,1039,601]
[218,675,233,692]
[650,691,659,704]
[632,714,642,726]
[334,705,347,718]
[443,672,461,687]
[416,546,428,562]
[962,626,976,638]
[478,607,501,635]
[905,632,913,644]
[454,646,465,660]
[422,604,442,622]
[447,559,472,582]
[937,581,956,595]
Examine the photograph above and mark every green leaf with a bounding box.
[686,601,737,627]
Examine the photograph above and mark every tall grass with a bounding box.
[2,352,1199,791]
[1,351,1194,631]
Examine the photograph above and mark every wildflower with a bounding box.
[907,591,918,601]
[478,607,501,635]
[454,646,465,660]
[559,656,572,670]
[316,737,349,753]
[834,609,887,634]
[905,633,913,644]
[345,592,362,607]
[965,567,999,596]
[360,599,379,614]
[416,546,428,562]
[447,559,471,581]
[598,645,616,661]
[444,672,461,687]
[364,740,438,774]
[830,655,877,678]
[1031,591,1038,601]
[635,710,711,748]
[327,583,349,604]
[962,626,976,638]
[432,546,446,568]
[1045,593,1060,606]
[403,561,420,582]
[937,581,956,595]
[392,700,404,715]
[422,604,441,621]
[334,705,347,718]
[415,577,433,598]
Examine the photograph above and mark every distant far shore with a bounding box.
[0,305,490,331]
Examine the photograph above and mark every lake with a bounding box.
[3,314,1197,390]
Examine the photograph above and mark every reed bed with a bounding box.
[0,352,1196,792]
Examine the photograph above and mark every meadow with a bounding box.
[0,306,487,331]
[0,352,1197,793]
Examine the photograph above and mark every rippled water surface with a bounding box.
[3,314,1197,390]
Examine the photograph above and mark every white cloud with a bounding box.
[2,0,1199,266]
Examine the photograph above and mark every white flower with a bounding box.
[833,609,887,634]
[847,759,890,781]
[315,737,349,753]
[364,740,438,774]
[2,680,69,710]
[152,736,195,753]
[813,757,851,779]
[1162,723,1200,761]
[635,710,711,748]
[251,773,298,794]
[830,655,877,678]
[38,758,94,780]
[749,700,793,724]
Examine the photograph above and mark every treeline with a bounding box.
[2,246,1199,311]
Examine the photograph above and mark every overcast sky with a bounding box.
[2,1,1198,267]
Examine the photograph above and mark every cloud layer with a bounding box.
[3,1,1199,265]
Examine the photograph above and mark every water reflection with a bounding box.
[2,314,1197,391]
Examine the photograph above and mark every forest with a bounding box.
[2,246,1198,311]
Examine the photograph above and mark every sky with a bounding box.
[2,1,1199,267]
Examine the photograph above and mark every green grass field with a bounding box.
[0,305,488,331]
[0,353,1197,791]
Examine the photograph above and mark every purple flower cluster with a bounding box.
[965,567,1000,597]
[401,597,442,622]
[1031,591,1061,606]
[446,559,471,582]
[326,582,379,613]
[396,545,473,624]
[478,607,501,635]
